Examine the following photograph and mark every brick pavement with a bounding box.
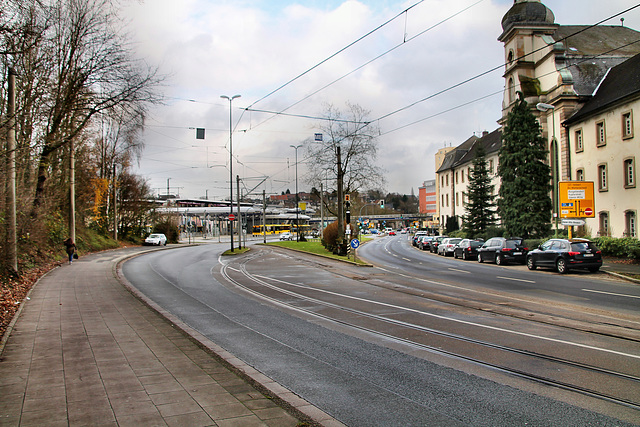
[0,249,340,426]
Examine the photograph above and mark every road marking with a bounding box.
[402,257,411,262]
[448,268,470,274]
[251,273,640,360]
[497,276,535,284]
[582,289,640,300]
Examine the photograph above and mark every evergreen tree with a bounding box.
[463,144,496,236]
[498,93,552,238]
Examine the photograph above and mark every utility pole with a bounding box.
[6,68,18,275]
[69,138,76,244]
[262,190,267,244]
[237,175,241,249]
[320,182,324,238]
[113,163,117,240]
[336,145,344,254]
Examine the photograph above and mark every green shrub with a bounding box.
[593,237,640,260]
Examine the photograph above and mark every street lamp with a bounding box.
[221,94,241,251]
[290,144,302,242]
[536,102,559,237]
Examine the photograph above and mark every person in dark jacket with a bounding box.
[63,238,76,265]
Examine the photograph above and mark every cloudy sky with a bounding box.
[121,0,639,200]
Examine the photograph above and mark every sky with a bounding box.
[121,0,640,200]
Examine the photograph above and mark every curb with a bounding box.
[115,252,344,427]
[601,269,640,284]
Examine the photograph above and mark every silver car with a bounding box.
[144,233,167,246]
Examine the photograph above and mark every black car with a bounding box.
[417,235,434,250]
[526,238,603,274]
[477,237,527,265]
[429,236,448,253]
[453,239,483,260]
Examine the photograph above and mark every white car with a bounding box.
[144,233,167,246]
[279,232,293,241]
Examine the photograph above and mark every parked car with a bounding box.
[429,236,448,253]
[526,238,602,274]
[453,239,484,260]
[388,230,396,236]
[144,233,167,246]
[279,232,293,241]
[437,238,462,256]
[412,231,428,246]
[417,235,434,251]
[477,237,527,265]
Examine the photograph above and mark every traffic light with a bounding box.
[379,200,384,209]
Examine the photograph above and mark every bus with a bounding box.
[252,224,292,236]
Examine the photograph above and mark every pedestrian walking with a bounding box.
[63,238,76,265]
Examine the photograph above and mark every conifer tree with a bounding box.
[463,144,495,236]
[498,93,552,238]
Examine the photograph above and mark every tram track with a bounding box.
[219,249,640,411]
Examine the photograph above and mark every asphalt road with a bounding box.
[122,240,640,426]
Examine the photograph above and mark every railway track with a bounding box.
[219,248,640,411]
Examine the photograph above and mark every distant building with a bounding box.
[418,180,437,215]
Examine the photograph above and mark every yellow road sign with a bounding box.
[559,181,595,218]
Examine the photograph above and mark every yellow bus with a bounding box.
[252,224,292,236]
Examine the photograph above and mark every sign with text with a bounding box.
[559,181,595,218]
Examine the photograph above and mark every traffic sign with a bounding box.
[559,181,595,218]
[561,219,585,226]
[228,214,235,221]
[350,239,360,249]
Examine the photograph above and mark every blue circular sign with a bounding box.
[350,239,360,249]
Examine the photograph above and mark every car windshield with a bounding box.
[149,234,161,238]
[505,240,518,249]
[450,239,462,244]
[470,241,482,247]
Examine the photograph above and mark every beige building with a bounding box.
[435,0,640,238]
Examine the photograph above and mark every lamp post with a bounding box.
[221,94,241,251]
[536,102,559,237]
[290,144,302,242]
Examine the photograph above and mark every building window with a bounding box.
[598,163,608,191]
[446,194,449,207]
[575,129,583,152]
[455,171,459,184]
[508,50,514,65]
[599,212,609,237]
[622,111,633,139]
[596,120,606,146]
[489,159,494,174]
[442,194,445,207]
[455,192,459,206]
[576,168,585,181]
[624,157,636,188]
[508,77,515,105]
[446,174,449,186]
[626,211,637,238]
[461,170,465,183]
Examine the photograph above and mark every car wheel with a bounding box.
[556,258,568,274]
[453,252,458,259]
[478,253,483,263]
[496,254,505,265]
[588,266,600,273]
[526,257,536,270]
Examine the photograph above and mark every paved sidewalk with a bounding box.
[0,249,338,426]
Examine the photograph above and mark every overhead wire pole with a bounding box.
[290,144,302,242]
[6,67,18,275]
[221,94,241,252]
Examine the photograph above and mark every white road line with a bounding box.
[583,289,640,300]
[252,273,640,360]
[497,276,535,284]
[448,268,471,274]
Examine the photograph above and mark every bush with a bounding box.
[593,237,640,260]
[321,221,358,255]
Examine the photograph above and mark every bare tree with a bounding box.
[25,0,162,212]
[305,102,385,216]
